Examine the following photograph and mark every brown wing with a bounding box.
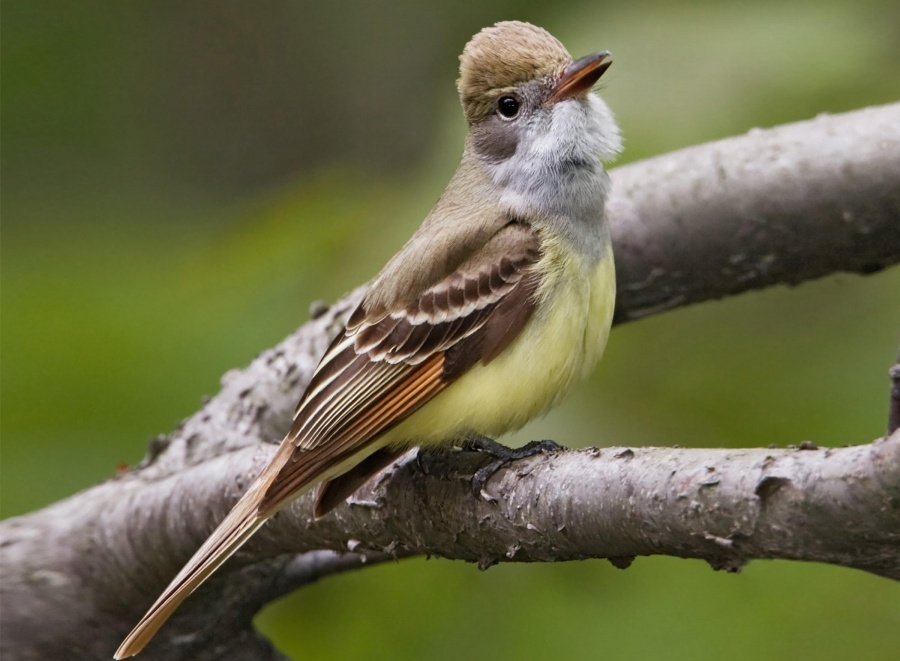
[256,221,542,515]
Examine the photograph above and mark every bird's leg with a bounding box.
[463,435,565,499]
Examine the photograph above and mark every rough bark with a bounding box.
[2,103,899,661]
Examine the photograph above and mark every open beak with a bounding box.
[548,51,612,103]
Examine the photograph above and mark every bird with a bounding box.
[115,20,621,658]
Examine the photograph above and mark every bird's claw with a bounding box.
[466,437,565,500]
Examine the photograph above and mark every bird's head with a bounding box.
[457,21,622,215]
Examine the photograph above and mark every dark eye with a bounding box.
[497,95,520,119]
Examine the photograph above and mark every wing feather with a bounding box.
[257,354,446,513]
[259,221,543,514]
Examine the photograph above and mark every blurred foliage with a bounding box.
[2,0,899,659]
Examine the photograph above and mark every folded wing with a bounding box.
[262,220,543,514]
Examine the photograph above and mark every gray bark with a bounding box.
[2,103,899,661]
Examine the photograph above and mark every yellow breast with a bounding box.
[383,235,616,448]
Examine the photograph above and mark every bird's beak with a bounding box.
[547,51,612,103]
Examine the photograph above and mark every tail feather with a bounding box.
[114,503,267,658]
[115,411,391,656]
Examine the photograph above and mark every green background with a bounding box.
[3,1,898,659]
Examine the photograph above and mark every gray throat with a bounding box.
[482,147,612,265]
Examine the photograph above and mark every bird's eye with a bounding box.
[497,95,520,119]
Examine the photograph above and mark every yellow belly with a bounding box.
[381,237,616,448]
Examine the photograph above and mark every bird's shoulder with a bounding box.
[349,217,542,341]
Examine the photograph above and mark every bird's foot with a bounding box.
[464,436,565,500]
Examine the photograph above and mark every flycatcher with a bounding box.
[116,20,621,658]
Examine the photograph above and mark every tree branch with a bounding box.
[2,104,899,660]
[609,103,900,322]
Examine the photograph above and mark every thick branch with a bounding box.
[3,435,898,659]
[2,104,899,660]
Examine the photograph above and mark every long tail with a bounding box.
[113,439,302,658]
[115,411,387,656]
[114,496,267,658]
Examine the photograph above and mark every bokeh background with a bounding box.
[3,1,899,659]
